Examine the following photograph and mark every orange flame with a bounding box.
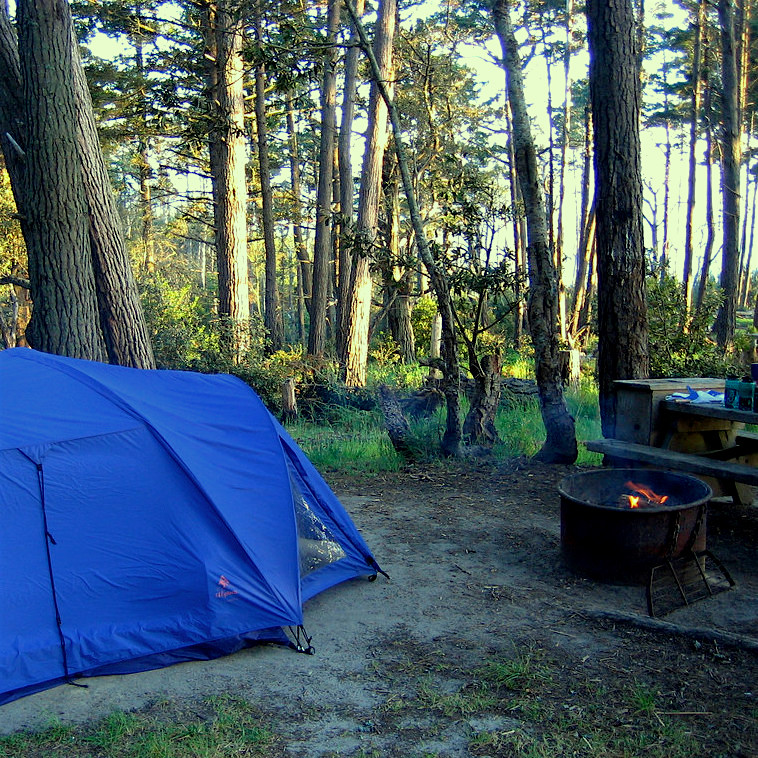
[623,480,669,508]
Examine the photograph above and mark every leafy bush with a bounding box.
[647,273,738,378]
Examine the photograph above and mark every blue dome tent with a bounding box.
[0,348,382,705]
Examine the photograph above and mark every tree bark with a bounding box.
[569,103,593,341]
[696,78,716,316]
[18,0,106,360]
[463,352,502,445]
[2,4,154,367]
[587,0,649,439]
[492,0,577,463]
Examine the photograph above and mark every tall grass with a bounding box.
[290,375,603,471]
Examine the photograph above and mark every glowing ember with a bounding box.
[621,480,669,509]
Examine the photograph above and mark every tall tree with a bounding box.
[307,0,341,357]
[343,0,396,387]
[346,0,462,456]
[336,0,365,363]
[714,0,742,349]
[252,0,283,351]
[0,2,155,367]
[203,0,250,360]
[587,0,649,438]
[492,0,577,463]
[17,0,106,360]
[683,0,705,315]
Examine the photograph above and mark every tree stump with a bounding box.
[463,353,502,445]
[281,378,298,424]
[558,349,581,387]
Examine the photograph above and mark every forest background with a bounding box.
[0,0,756,464]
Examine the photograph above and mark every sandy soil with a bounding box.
[2,458,757,756]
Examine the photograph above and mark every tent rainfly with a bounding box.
[0,348,382,705]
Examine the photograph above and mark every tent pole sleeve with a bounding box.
[24,457,75,684]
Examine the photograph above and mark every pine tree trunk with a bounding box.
[19,0,106,360]
[696,82,716,316]
[2,4,154,367]
[505,101,525,349]
[205,0,250,359]
[71,30,155,368]
[587,0,649,438]
[683,0,705,315]
[569,104,593,340]
[253,0,282,351]
[343,0,396,387]
[381,154,415,363]
[346,0,462,457]
[307,0,340,357]
[714,0,742,349]
[493,0,577,463]
[285,93,311,343]
[337,0,365,363]
[463,352,502,445]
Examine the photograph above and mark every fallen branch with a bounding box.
[584,608,758,652]
[0,275,30,289]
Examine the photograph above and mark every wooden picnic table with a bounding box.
[585,378,758,504]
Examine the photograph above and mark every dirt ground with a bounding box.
[2,458,758,756]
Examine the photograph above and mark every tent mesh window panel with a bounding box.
[289,472,346,577]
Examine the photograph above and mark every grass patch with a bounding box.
[0,695,276,758]
[291,380,603,472]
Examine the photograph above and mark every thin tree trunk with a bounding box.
[683,0,705,316]
[695,76,716,316]
[343,0,396,387]
[336,0,365,362]
[746,171,758,310]
[346,0,462,457]
[134,11,155,275]
[493,0,577,463]
[285,92,311,344]
[569,103,593,340]
[714,0,741,348]
[253,0,282,351]
[307,0,340,357]
[383,151,415,362]
[504,101,526,349]
[555,0,573,341]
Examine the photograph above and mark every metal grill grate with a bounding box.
[647,550,735,618]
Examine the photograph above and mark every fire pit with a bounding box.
[559,468,712,584]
